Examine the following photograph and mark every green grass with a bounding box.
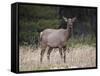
[66,35,96,48]
[20,35,96,49]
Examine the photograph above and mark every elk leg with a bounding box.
[47,47,53,62]
[59,48,63,59]
[63,46,66,63]
[40,48,46,63]
[66,47,70,53]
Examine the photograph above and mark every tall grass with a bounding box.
[67,35,96,48]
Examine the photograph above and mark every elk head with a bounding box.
[63,16,77,29]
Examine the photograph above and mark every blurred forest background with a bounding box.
[19,4,97,47]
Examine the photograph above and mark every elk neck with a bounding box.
[64,25,73,39]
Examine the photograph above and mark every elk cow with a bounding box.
[40,16,76,63]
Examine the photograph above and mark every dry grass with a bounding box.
[19,45,96,71]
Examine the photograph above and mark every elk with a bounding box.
[40,16,76,63]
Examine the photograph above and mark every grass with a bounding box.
[19,35,96,71]
[67,35,96,48]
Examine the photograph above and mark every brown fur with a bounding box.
[40,17,76,63]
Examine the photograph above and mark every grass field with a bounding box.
[19,43,96,71]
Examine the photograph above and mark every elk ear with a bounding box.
[63,16,67,22]
[72,17,77,22]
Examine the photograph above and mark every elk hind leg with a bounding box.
[40,47,46,63]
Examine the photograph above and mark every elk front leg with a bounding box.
[63,46,66,63]
[59,48,63,59]
[47,47,53,62]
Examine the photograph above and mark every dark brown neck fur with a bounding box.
[64,26,72,40]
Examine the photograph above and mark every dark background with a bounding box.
[19,4,97,47]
